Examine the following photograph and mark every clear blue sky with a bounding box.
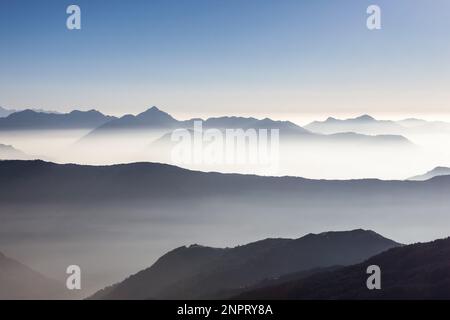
[1,0,449,122]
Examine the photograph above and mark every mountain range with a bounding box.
[84,107,180,135]
[91,107,413,148]
[0,107,62,118]
[1,160,450,297]
[3,159,450,204]
[0,109,115,130]
[305,114,450,135]
[0,107,415,148]
[90,229,400,299]
[236,236,450,299]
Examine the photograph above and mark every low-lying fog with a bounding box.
[1,129,450,180]
[1,128,450,298]
[1,193,449,298]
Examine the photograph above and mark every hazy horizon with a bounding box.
[1,0,450,121]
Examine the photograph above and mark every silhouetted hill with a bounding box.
[236,237,450,299]
[2,159,450,205]
[0,251,69,299]
[306,114,450,135]
[90,230,400,299]
[305,115,404,135]
[408,167,450,181]
[0,109,115,130]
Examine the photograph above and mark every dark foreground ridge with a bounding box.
[90,229,400,299]
[236,237,450,299]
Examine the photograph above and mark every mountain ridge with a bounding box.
[0,109,115,130]
[90,229,400,300]
[235,237,450,299]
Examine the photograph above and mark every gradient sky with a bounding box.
[1,0,449,123]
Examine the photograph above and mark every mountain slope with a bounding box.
[0,144,29,160]
[0,107,16,118]
[0,251,68,299]
[236,237,450,299]
[2,160,449,294]
[0,109,115,130]
[90,230,400,300]
[306,114,450,135]
[408,167,450,181]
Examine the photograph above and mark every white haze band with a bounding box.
[170,121,280,175]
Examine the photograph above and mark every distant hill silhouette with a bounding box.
[408,167,450,181]
[90,230,400,299]
[2,159,450,206]
[79,107,411,147]
[305,115,404,135]
[236,237,450,299]
[0,251,69,299]
[306,114,450,135]
[0,109,115,130]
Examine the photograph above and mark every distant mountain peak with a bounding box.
[301,229,390,242]
[137,106,175,119]
[354,114,375,121]
[140,106,164,114]
[188,244,206,249]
